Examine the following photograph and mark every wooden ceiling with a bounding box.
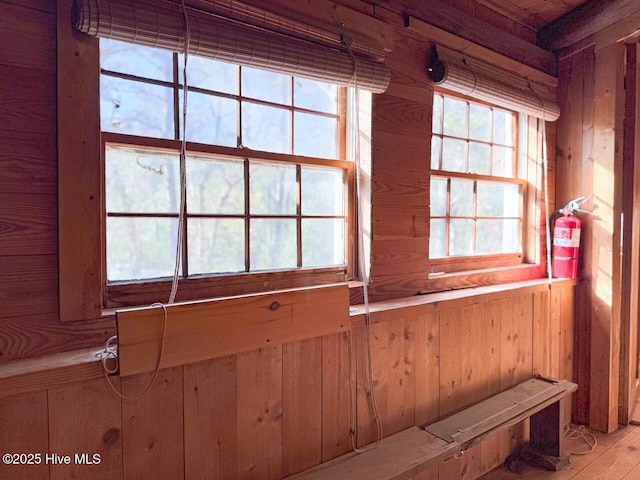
[471,0,590,31]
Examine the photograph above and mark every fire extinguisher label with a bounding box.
[553,227,581,247]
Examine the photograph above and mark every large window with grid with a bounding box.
[100,38,354,305]
[429,92,525,273]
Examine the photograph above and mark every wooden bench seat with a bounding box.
[287,376,577,479]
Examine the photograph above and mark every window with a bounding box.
[100,39,355,307]
[429,92,526,274]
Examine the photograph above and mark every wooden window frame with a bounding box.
[427,89,545,285]
[57,0,359,320]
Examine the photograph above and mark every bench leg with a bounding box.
[522,399,571,471]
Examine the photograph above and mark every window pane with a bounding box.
[250,219,296,270]
[185,92,237,147]
[429,218,446,258]
[242,103,290,154]
[493,109,514,146]
[242,66,290,104]
[468,142,491,175]
[182,55,238,94]
[188,218,245,274]
[294,78,337,114]
[441,138,467,172]
[107,217,178,281]
[477,182,520,217]
[302,167,344,215]
[187,156,244,214]
[294,112,337,159]
[469,103,491,142]
[431,136,441,170]
[476,219,520,254]
[302,219,345,267]
[442,96,467,138]
[106,146,180,213]
[432,94,443,134]
[250,163,296,215]
[101,76,175,138]
[449,219,474,256]
[492,146,515,177]
[101,38,173,82]
[450,179,474,217]
[430,177,447,217]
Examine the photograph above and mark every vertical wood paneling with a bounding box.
[589,41,624,433]
[49,378,123,480]
[0,391,49,480]
[440,304,486,416]
[560,285,576,421]
[321,331,352,461]
[357,317,416,445]
[482,300,502,397]
[122,367,184,480]
[184,356,238,480]
[354,323,377,447]
[57,0,103,322]
[532,288,551,377]
[236,346,283,480]
[499,294,533,390]
[438,442,483,480]
[415,312,440,426]
[282,338,322,477]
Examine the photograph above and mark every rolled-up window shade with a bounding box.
[73,0,390,93]
[429,46,560,121]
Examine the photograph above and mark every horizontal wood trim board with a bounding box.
[351,279,575,327]
[405,15,554,87]
[405,16,558,85]
[116,283,350,376]
[0,347,104,398]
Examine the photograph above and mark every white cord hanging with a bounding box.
[343,23,384,453]
[101,0,191,397]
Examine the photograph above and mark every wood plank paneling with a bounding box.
[0,132,57,195]
[117,284,349,376]
[415,312,440,426]
[440,304,487,416]
[370,317,416,436]
[532,288,551,377]
[283,338,323,477]
[184,356,238,480]
[57,0,103,322]
[0,255,57,319]
[499,294,533,389]
[0,2,56,71]
[236,346,283,480]
[0,313,114,362]
[0,193,57,256]
[1,64,56,136]
[122,367,184,480]
[321,331,352,461]
[0,391,49,480]
[589,41,624,434]
[49,378,123,480]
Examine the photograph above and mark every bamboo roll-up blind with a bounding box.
[73,0,390,93]
[429,46,560,121]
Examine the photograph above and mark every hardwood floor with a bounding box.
[480,424,640,480]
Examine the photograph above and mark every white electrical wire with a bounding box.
[563,423,597,455]
[101,1,191,396]
[343,24,384,453]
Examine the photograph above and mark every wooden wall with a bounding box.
[0,281,575,480]
[556,39,628,431]
[0,0,580,478]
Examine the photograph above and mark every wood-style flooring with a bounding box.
[480,423,640,480]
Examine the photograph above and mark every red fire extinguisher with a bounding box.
[551,196,590,279]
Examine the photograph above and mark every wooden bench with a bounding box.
[287,376,577,480]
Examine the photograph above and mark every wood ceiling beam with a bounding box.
[537,0,640,52]
[403,0,557,76]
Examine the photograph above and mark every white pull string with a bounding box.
[342,23,384,453]
[101,1,190,397]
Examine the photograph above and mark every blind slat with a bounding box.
[429,46,560,121]
[73,0,390,93]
